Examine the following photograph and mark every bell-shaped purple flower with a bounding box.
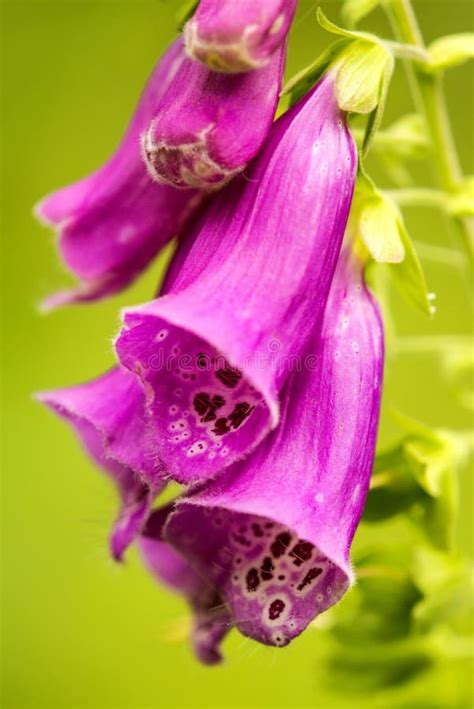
[35,35,284,306]
[35,39,196,308]
[142,44,285,189]
[37,368,164,560]
[139,506,232,665]
[184,0,297,73]
[115,73,357,484]
[162,247,384,650]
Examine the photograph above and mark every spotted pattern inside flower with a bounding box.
[176,509,350,647]
[135,326,269,479]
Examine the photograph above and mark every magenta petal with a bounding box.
[115,74,357,484]
[35,39,202,306]
[37,368,163,484]
[37,368,165,559]
[142,44,285,189]
[164,249,384,647]
[107,463,154,563]
[185,0,297,73]
[139,507,232,664]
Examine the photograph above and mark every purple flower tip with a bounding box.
[185,0,297,73]
[36,368,165,559]
[141,44,285,190]
[139,507,232,664]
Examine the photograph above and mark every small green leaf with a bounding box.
[362,52,394,155]
[335,40,393,115]
[359,193,405,263]
[341,0,381,29]
[427,33,474,72]
[316,8,394,125]
[388,219,432,315]
[351,174,406,262]
[317,7,364,40]
[316,7,380,44]
[286,9,394,153]
[351,169,431,313]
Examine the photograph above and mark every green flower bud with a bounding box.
[335,39,393,114]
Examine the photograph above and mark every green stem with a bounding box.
[384,0,473,264]
[386,187,446,208]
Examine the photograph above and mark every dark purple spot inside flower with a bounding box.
[201,395,226,422]
[228,402,255,430]
[290,540,314,567]
[261,556,274,581]
[297,567,323,591]
[196,352,211,370]
[270,531,291,558]
[246,568,260,592]
[212,417,231,435]
[251,523,264,538]
[216,364,242,388]
[193,392,211,416]
[268,599,285,620]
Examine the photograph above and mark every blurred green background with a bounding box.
[2,1,473,707]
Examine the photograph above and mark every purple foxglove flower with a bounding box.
[115,72,357,484]
[37,368,164,560]
[184,0,297,73]
[139,506,232,665]
[35,36,284,306]
[35,39,199,308]
[142,44,285,189]
[163,247,384,649]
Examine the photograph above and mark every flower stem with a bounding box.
[384,0,473,265]
[386,187,446,208]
